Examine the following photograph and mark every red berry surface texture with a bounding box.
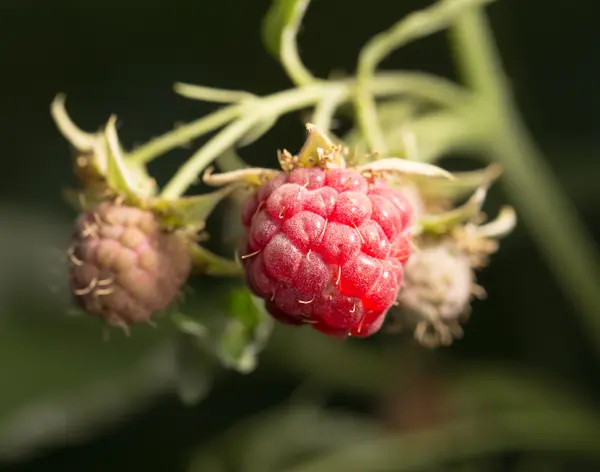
[240,167,414,337]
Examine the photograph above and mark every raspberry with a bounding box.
[391,238,483,347]
[240,167,414,338]
[68,201,192,331]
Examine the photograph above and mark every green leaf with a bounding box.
[357,157,455,180]
[261,0,310,60]
[188,405,382,472]
[173,333,214,406]
[0,306,176,462]
[216,288,274,373]
[172,286,274,375]
[282,408,600,472]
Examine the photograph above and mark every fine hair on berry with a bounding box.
[68,200,192,332]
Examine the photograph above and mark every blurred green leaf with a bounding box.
[173,333,215,406]
[282,406,600,472]
[217,288,274,373]
[172,286,274,375]
[189,404,382,472]
[0,310,176,462]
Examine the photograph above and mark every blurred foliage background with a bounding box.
[1,1,599,471]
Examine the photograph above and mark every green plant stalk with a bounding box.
[448,7,600,357]
[284,408,600,472]
[311,88,347,132]
[279,0,316,86]
[128,105,241,165]
[130,71,468,169]
[355,0,496,152]
[159,72,471,199]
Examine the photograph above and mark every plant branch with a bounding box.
[158,73,469,199]
[354,0,494,153]
[447,5,600,358]
[279,0,316,86]
[128,105,242,165]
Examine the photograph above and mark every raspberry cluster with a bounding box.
[239,166,414,337]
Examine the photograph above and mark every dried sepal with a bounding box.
[295,122,346,168]
[51,95,110,193]
[415,185,489,236]
[152,184,241,229]
[51,95,157,200]
[357,157,455,181]
[474,205,517,240]
[104,116,157,201]
[391,202,516,348]
[416,163,502,203]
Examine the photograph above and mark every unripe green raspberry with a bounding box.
[68,201,192,331]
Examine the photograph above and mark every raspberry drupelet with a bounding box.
[69,200,192,332]
[239,165,414,338]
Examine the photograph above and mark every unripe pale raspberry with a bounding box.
[68,201,192,330]
[401,244,473,320]
[392,239,481,347]
[240,167,414,338]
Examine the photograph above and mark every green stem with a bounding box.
[448,7,600,356]
[284,408,600,472]
[160,84,341,199]
[160,73,469,199]
[354,0,495,152]
[279,0,317,86]
[173,82,257,103]
[129,72,467,169]
[128,105,241,165]
[160,115,260,199]
[311,88,346,132]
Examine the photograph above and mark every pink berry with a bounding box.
[240,167,414,338]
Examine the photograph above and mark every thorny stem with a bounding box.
[447,5,600,358]
[159,72,469,199]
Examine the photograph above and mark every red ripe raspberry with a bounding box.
[240,167,414,338]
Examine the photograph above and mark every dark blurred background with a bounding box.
[1,1,599,471]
